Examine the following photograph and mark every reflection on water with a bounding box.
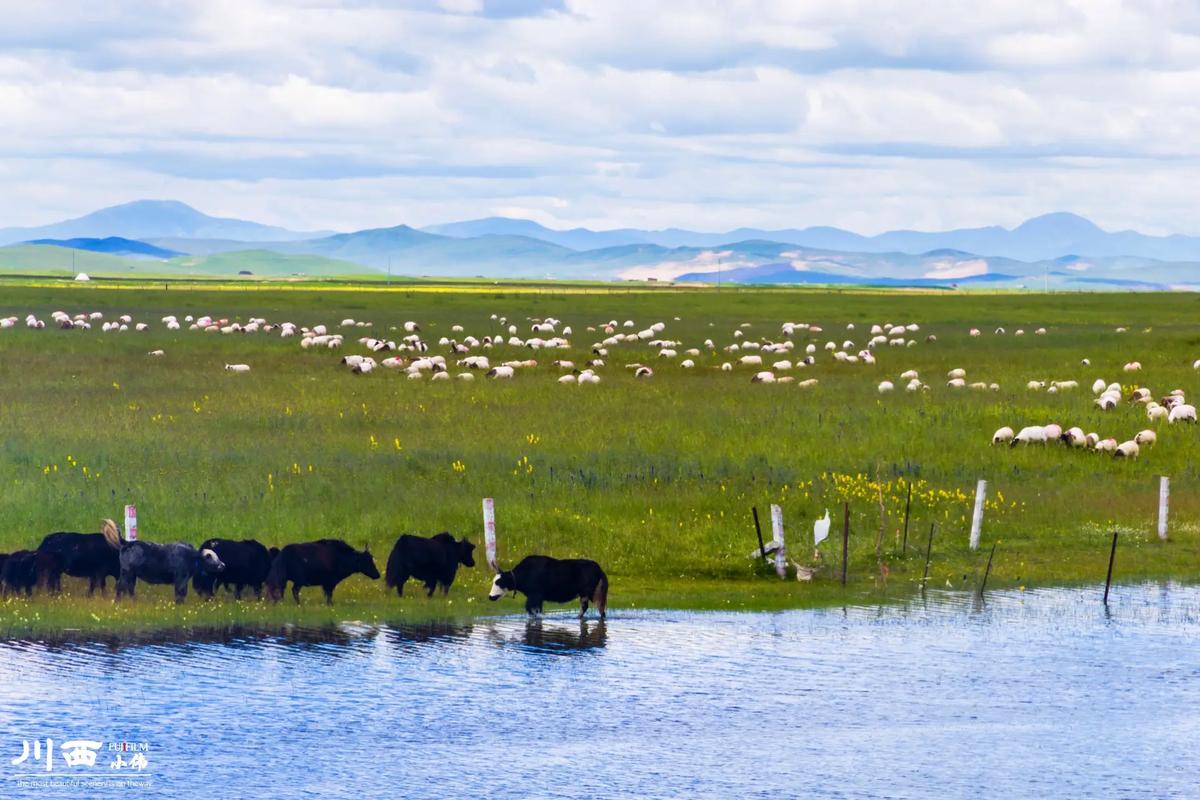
[0,583,1198,799]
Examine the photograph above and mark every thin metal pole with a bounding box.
[841,502,850,586]
[751,507,766,561]
[921,522,935,590]
[979,543,997,595]
[1103,531,1119,605]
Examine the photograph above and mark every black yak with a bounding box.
[384,532,475,597]
[192,538,278,600]
[35,529,121,595]
[1,550,38,597]
[265,539,379,604]
[489,555,608,619]
[102,519,225,603]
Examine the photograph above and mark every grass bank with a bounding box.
[0,281,1198,635]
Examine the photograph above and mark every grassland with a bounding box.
[1,280,1198,635]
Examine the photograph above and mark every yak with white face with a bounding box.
[101,519,225,603]
[489,555,607,619]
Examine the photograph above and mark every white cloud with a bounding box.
[1,0,1200,235]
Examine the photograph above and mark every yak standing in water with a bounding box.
[489,555,608,619]
[384,532,476,597]
[192,538,279,600]
[102,520,225,603]
[265,539,379,604]
[35,528,121,595]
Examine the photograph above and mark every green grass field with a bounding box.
[1,280,1198,634]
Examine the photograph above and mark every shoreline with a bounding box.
[1,573,1192,639]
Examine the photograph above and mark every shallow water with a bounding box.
[1,583,1198,799]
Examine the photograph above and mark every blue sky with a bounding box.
[2,0,1199,234]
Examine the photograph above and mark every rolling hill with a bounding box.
[26,237,183,259]
[0,200,329,246]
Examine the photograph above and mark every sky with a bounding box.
[2,0,1200,235]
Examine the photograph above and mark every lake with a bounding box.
[1,583,1198,799]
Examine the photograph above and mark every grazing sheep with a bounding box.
[1135,430,1157,446]
[740,355,763,366]
[634,366,653,378]
[1060,427,1087,447]
[947,368,966,379]
[1091,378,1107,394]
[1168,404,1197,423]
[1012,426,1047,445]
[750,371,776,384]
[147,349,164,357]
[947,378,966,388]
[878,381,894,393]
[224,364,250,373]
[1123,361,1142,372]
[1095,438,1118,452]
[992,426,1014,445]
[680,359,695,369]
[1147,404,1167,421]
[487,366,515,379]
[1114,440,1140,459]
[1043,423,1063,441]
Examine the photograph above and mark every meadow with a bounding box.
[1,279,1199,633]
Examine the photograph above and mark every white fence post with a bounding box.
[969,480,986,551]
[1158,476,1170,541]
[482,497,498,571]
[123,504,138,542]
[770,504,786,578]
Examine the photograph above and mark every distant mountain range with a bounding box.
[2,199,1200,289]
[421,211,1200,263]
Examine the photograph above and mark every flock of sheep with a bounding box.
[990,378,1195,459]
[4,308,1197,462]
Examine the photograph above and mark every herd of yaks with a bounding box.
[0,524,608,619]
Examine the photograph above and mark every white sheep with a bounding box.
[1135,430,1157,446]
[992,426,1014,445]
[1012,426,1047,445]
[224,364,250,373]
[487,366,515,379]
[878,381,894,393]
[750,371,776,384]
[1114,440,1140,459]
[1168,404,1196,423]
[1062,427,1086,447]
